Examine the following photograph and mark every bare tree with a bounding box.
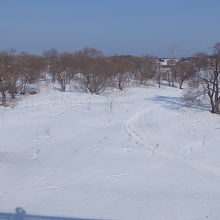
[0,51,19,105]
[43,48,59,82]
[132,56,155,86]
[45,51,69,92]
[18,53,45,94]
[153,59,162,88]
[166,59,177,87]
[110,56,132,90]
[170,61,194,89]
[78,57,113,94]
[0,63,8,105]
[185,43,220,113]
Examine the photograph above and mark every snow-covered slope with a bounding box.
[0,85,220,220]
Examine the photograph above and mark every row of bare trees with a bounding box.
[2,44,219,114]
[0,47,195,105]
[43,48,162,94]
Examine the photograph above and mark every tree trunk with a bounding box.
[61,83,66,92]
[10,91,16,99]
[1,91,6,106]
[179,80,184,89]
[214,98,220,114]
[118,81,123,90]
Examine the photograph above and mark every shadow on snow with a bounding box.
[147,95,210,112]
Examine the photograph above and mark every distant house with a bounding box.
[154,57,194,68]
[157,58,179,68]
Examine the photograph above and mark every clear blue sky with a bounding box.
[0,0,219,57]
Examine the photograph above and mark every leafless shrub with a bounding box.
[78,57,113,95]
[18,53,45,94]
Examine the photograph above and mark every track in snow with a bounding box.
[123,101,220,179]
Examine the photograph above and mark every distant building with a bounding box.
[154,57,194,68]
[156,58,179,68]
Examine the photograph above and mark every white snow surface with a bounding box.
[0,84,220,220]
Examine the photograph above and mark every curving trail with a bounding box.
[123,101,220,179]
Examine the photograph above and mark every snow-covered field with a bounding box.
[0,84,220,220]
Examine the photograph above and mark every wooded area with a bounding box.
[1,43,220,113]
